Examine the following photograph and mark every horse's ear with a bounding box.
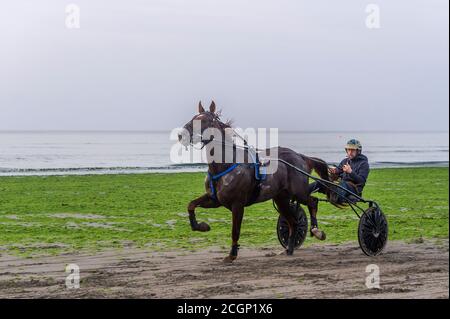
[209,100,216,113]
[198,101,205,113]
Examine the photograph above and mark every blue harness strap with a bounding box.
[208,163,239,200]
[248,151,266,181]
[207,151,266,201]
[252,161,266,181]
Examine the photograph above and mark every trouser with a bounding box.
[309,180,358,203]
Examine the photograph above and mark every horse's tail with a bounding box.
[303,155,330,181]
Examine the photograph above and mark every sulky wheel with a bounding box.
[358,206,388,256]
[277,204,308,249]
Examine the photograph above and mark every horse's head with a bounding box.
[178,100,229,147]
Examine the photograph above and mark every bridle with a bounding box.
[184,113,329,169]
[186,112,249,151]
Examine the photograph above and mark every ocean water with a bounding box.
[0,131,448,176]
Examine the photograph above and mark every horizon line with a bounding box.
[0,129,448,134]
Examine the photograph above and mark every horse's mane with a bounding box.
[214,109,234,128]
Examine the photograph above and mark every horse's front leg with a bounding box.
[307,196,326,240]
[223,204,244,263]
[188,193,221,232]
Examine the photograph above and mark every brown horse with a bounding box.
[178,101,330,262]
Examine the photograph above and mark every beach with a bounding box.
[0,131,448,298]
[0,167,448,298]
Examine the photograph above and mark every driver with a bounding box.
[309,139,370,202]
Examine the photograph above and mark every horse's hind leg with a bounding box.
[188,193,221,232]
[306,196,326,240]
[274,196,298,256]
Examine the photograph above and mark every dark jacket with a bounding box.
[335,153,370,194]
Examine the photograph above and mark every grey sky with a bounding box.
[0,0,448,131]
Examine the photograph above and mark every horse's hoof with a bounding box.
[195,222,211,232]
[223,255,236,263]
[311,227,326,241]
[286,249,294,256]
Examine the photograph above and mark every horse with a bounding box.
[178,101,331,262]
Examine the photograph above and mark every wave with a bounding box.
[364,149,449,153]
[0,161,448,176]
[370,161,449,167]
[0,164,206,174]
[170,163,208,167]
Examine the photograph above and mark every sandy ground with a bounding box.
[0,240,448,299]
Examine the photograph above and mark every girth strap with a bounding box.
[208,163,240,200]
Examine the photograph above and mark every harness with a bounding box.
[207,163,240,200]
[207,152,266,201]
[190,112,266,201]
[249,150,267,181]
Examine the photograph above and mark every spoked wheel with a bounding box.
[277,204,308,249]
[358,206,388,256]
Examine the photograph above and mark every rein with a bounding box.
[185,111,374,222]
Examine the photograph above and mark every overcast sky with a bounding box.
[0,0,448,131]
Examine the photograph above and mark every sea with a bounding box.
[0,131,448,176]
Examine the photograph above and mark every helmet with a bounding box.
[345,139,362,152]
